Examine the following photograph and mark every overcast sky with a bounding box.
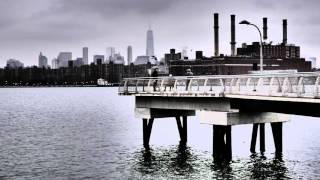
[0,0,319,67]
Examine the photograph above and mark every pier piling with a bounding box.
[176,116,188,144]
[143,118,154,149]
[250,124,259,153]
[260,123,265,153]
[213,125,232,160]
[271,122,283,154]
[250,123,266,153]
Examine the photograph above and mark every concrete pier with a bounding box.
[135,95,289,160]
[120,72,320,160]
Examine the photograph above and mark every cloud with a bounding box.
[0,0,320,66]
[50,0,177,18]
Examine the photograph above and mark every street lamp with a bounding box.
[239,20,263,72]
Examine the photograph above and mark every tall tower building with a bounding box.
[83,47,88,65]
[106,47,115,62]
[127,45,132,65]
[38,52,48,68]
[146,28,154,56]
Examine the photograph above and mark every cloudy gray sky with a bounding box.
[0,0,319,67]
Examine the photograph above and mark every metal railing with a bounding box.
[118,72,320,98]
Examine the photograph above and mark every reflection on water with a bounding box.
[248,153,289,179]
[131,144,201,178]
[130,145,290,179]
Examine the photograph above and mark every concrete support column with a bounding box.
[271,122,283,155]
[183,116,188,143]
[176,116,188,145]
[260,123,265,153]
[250,123,266,153]
[250,124,258,153]
[143,118,154,149]
[212,125,232,160]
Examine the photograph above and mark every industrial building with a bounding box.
[167,14,311,76]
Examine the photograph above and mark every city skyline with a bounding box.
[0,0,320,67]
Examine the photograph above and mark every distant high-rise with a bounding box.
[113,53,125,64]
[106,47,115,63]
[75,58,84,67]
[57,52,72,68]
[127,46,132,65]
[51,58,59,69]
[38,52,48,68]
[83,47,88,65]
[146,28,154,56]
[93,55,105,64]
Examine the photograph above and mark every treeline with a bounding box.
[0,62,151,86]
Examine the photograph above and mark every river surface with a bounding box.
[0,87,320,179]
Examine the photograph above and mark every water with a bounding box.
[0,87,319,179]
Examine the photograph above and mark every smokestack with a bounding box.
[263,17,268,40]
[214,13,219,56]
[230,14,236,56]
[283,19,287,44]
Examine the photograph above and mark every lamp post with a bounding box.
[239,20,263,72]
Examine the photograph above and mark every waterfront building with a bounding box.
[134,55,157,65]
[237,42,300,59]
[57,52,72,68]
[127,46,132,65]
[167,49,311,76]
[38,52,48,68]
[82,47,88,65]
[106,62,124,83]
[164,48,182,65]
[6,59,24,69]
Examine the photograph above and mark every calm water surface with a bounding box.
[0,87,320,179]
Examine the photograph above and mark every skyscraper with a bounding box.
[57,52,72,68]
[127,46,132,65]
[146,28,154,57]
[51,58,59,69]
[106,47,115,63]
[38,52,48,68]
[83,47,88,65]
